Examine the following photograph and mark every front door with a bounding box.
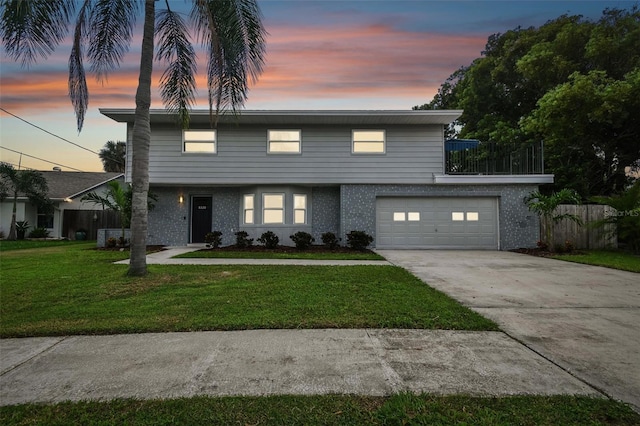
[191,196,212,243]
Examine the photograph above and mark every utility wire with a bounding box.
[0,146,85,172]
[0,107,125,167]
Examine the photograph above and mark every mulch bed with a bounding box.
[197,244,375,255]
[510,247,585,257]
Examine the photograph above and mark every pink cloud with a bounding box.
[1,21,487,113]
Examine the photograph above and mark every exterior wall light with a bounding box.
[179,195,184,204]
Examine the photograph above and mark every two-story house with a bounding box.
[100,109,553,250]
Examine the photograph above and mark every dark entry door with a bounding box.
[191,196,212,243]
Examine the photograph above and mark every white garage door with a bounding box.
[376,197,498,249]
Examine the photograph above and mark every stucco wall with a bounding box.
[147,184,539,250]
[340,184,540,250]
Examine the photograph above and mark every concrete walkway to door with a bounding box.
[378,250,640,412]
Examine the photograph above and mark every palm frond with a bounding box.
[156,8,197,129]
[191,0,266,125]
[1,0,76,66]
[68,0,91,133]
[87,0,139,82]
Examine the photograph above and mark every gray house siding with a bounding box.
[340,184,539,250]
[141,123,444,185]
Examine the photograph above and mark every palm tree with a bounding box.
[524,188,583,250]
[0,162,52,240]
[591,181,640,253]
[81,180,157,246]
[81,180,128,245]
[1,0,266,276]
[99,141,126,173]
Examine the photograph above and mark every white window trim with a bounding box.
[352,129,386,154]
[267,129,302,154]
[183,130,216,154]
[262,193,285,224]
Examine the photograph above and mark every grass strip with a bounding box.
[1,244,496,337]
[1,394,638,426]
[552,250,640,273]
[0,239,90,252]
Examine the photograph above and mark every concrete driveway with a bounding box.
[378,250,640,412]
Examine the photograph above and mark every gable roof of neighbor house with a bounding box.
[38,171,123,201]
[100,109,463,126]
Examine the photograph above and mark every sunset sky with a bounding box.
[0,0,633,172]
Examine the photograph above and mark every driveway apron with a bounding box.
[378,250,640,412]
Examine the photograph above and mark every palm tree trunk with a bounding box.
[127,0,155,276]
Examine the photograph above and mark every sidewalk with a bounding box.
[0,329,601,406]
[114,246,392,266]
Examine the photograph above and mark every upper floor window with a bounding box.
[183,130,216,153]
[268,130,301,154]
[352,130,385,154]
[263,193,284,224]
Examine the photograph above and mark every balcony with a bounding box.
[445,139,545,175]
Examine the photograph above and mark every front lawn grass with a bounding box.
[0,239,89,252]
[175,249,384,260]
[1,394,638,425]
[552,250,640,273]
[0,244,496,337]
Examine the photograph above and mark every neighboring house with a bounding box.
[0,171,123,239]
[100,109,553,249]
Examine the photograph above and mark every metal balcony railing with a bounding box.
[445,140,544,175]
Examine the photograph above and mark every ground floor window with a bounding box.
[293,194,307,224]
[37,211,54,228]
[243,194,255,224]
[241,188,311,226]
[263,193,285,224]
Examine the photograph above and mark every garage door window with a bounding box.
[452,212,465,221]
[393,212,406,221]
[408,212,420,221]
[467,212,479,221]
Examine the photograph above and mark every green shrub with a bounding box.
[204,231,223,248]
[346,230,373,251]
[290,231,314,250]
[235,231,254,248]
[106,237,117,248]
[257,231,279,249]
[28,227,50,238]
[15,220,29,240]
[321,232,340,249]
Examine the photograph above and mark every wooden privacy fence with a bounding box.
[540,204,617,249]
[62,210,122,240]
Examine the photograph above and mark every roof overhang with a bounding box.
[100,109,463,126]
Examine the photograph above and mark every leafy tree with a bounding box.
[523,70,640,197]
[590,181,640,253]
[0,162,52,240]
[418,7,640,197]
[1,0,266,276]
[524,189,582,250]
[99,141,126,173]
[81,180,157,245]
